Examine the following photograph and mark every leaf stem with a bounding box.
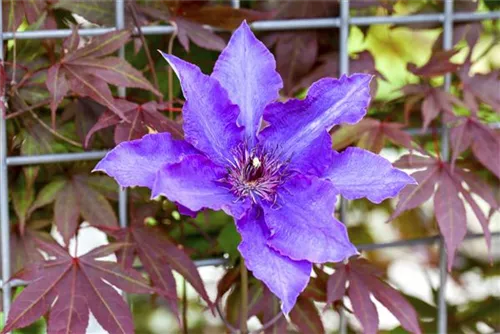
[240,259,248,334]
[128,3,161,102]
[182,279,188,334]
[6,98,51,119]
[167,22,178,119]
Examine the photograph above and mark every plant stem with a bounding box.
[128,3,161,102]
[182,279,188,334]
[167,22,178,119]
[240,259,248,334]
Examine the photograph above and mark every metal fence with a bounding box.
[0,0,499,333]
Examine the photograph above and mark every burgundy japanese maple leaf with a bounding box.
[326,258,421,334]
[27,174,118,246]
[85,99,183,147]
[2,241,156,334]
[98,205,212,320]
[331,118,414,153]
[402,84,464,131]
[448,114,500,178]
[459,62,500,114]
[138,0,272,52]
[391,153,499,268]
[46,27,161,127]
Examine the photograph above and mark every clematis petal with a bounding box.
[288,131,333,176]
[160,52,243,165]
[93,132,198,188]
[262,174,358,263]
[322,147,416,204]
[212,21,283,146]
[152,154,250,219]
[236,206,311,314]
[260,74,372,162]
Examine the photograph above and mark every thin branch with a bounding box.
[215,301,239,334]
[167,21,178,119]
[215,291,285,334]
[251,312,284,334]
[27,106,83,148]
[128,3,161,102]
[182,279,188,334]
[6,98,51,119]
[13,90,82,148]
[240,260,248,334]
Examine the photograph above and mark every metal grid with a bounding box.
[0,1,499,333]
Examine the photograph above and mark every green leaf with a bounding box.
[12,174,35,229]
[29,178,67,215]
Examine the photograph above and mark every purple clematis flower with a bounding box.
[94,21,415,313]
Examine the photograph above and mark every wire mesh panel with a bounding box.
[0,1,499,333]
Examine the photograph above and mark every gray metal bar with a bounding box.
[438,1,454,333]
[230,0,241,10]
[0,0,12,324]
[116,0,128,230]
[1,11,498,40]
[339,2,349,333]
[358,231,500,251]
[251,18,340,31]
[6,151,107,166]
[351,13,442,26]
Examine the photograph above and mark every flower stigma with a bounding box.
[222,143,289,204]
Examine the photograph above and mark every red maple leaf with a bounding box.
[3,241,156,334]
[448,114,500,179]
[85,99,184,148]
[46,26,161,127]
[98,205,212,320]
[137,1,272,52]
[332,118,414,153]
[326,257,422,334]
[402,84,464,130]
[391,153,499,268]
[27,174,118,246]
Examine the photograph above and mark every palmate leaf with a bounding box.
[28,174,118,245]
[98,206,212,320]
[402,84,464,130]
[7,220,51,277]
[407,49,460,78]
[332,118,414,153]
[45,29,161,125]
[448,114,500,179]
[459,62,500,114]
[3,241,155,334]
[139,1,271,52]
[325,258,421,334]
[2,0,55,32]
[392,152,499,268]
[289,297,325,334]
[85,99,183,148]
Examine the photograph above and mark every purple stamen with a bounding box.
[223,143,289,203]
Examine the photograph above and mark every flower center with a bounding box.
[223,144,289,203]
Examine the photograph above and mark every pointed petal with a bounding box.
[236,206,311,314]
[212,21,282,146]
[322,147,416,204]
[94,132,198,189]
[160,52,243,164]
[260,74,372,164]
[262,174,358,263]
[152,154,249,219]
